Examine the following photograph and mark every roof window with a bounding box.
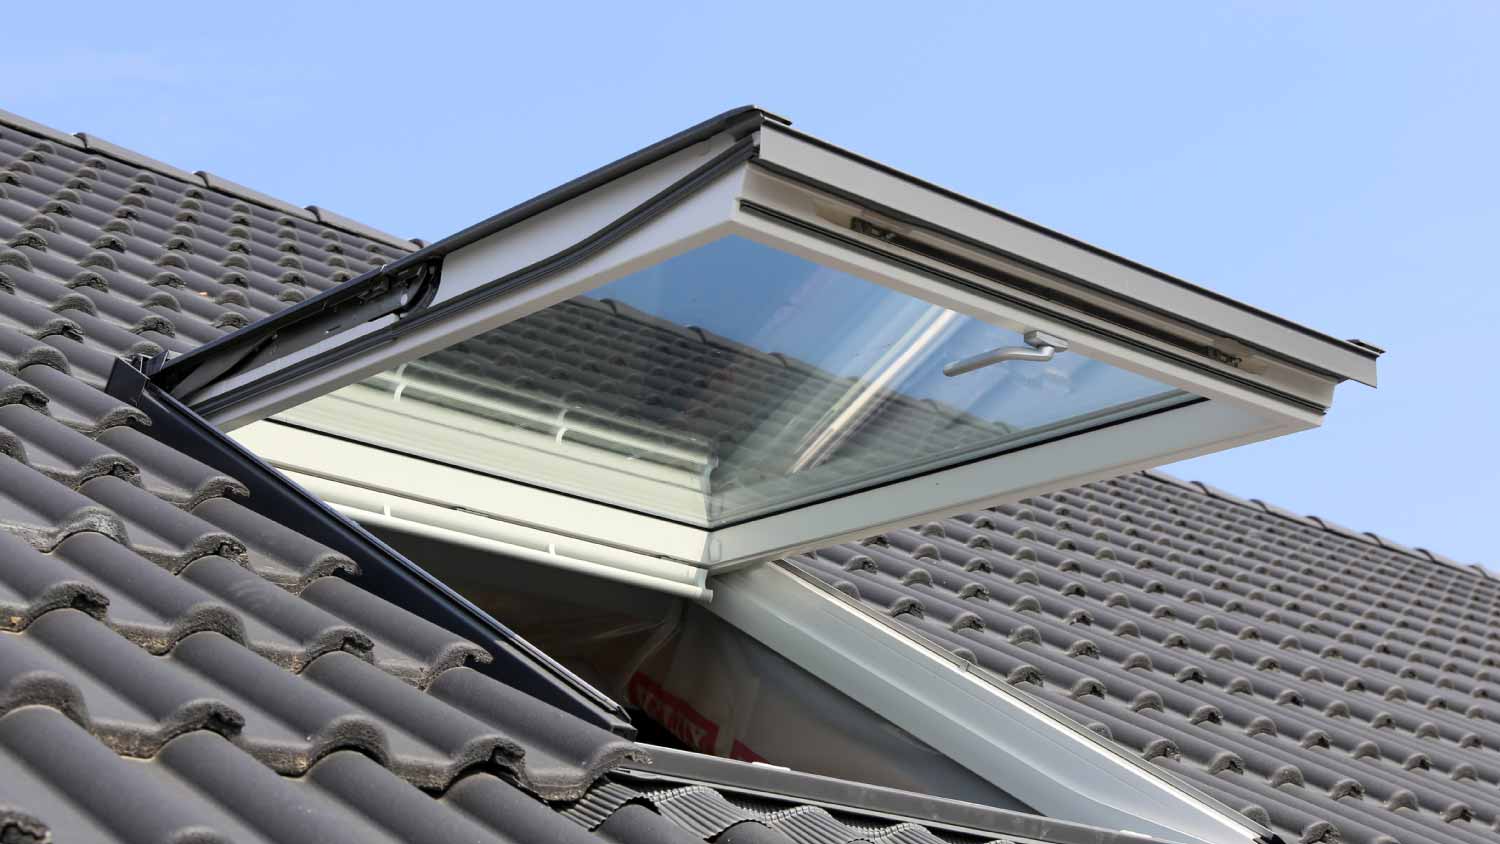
[157,107,1379,570]
[278,234,1192,529]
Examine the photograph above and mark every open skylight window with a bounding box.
[276,234,1193,529]
[161,106,1379,571]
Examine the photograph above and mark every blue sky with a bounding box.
[5,2,1495,565]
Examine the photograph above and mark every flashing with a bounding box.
[620,746,1189,844]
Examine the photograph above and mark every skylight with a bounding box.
[162,106,1380,570]
[278,234,1192,529]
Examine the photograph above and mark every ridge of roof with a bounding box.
[0,107,418,253]
[1142,469,1486,579]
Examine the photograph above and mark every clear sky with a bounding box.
[5,2,1495,566]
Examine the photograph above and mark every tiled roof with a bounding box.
[0,110,1148,844]
[792,473,1496,844]
[1,104,1486,844]
[0,111,664,843]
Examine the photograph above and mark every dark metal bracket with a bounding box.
[154,256,442,401]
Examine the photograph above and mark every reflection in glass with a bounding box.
[278,236,1191,527]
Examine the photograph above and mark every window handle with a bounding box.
[943,330,1069,377]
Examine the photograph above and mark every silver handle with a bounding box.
[943,330,1068,377]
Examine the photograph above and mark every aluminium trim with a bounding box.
[752,122,1378,386]
[426,107,781,259]
[736,199,1330,415]
[617,748,1182,844]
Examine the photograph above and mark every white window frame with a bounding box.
[205,115,1373,571]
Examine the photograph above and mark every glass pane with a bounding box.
[277,236,1192,527]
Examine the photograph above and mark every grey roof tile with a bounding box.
[0,326,70,374]
[81,475,245,570]
[191,496,356,587]
[427,665,644,800]
[0,369,47,411]
[0,403,137,487]
[306,749,531,842]
[300,575,490,686]
[41,334,124,387]
[51,532,245,653]
[2,608,244,754]
[0,454,127,549]
[0,529,109,630]
[17,362,147,433]
[96,424,247,507]
[0,705,221,844]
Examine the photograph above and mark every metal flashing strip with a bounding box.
[103,356,636,737]
[617,747,1184,844]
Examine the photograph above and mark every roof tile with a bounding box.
[73,133,203,187]
[196,170,315,221]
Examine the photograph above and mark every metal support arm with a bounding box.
[943,330,1068,377]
